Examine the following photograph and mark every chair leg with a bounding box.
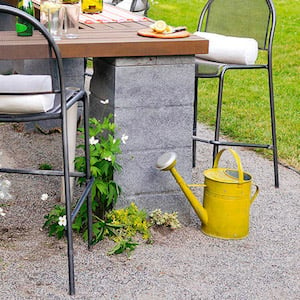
[268,67,279,187]
[66,213,75,295]
[83,94,93,247]
[192,77,199,167]
[62,127,76,295]
[212,72,225,163]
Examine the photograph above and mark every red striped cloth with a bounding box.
[33,0,148,24]
[81,3,148,24]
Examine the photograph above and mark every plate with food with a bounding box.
[137,20,190,39]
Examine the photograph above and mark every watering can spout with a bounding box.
[156,152,208,225]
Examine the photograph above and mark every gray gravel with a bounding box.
[0,122,299,300]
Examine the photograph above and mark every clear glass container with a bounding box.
[81,0,103,14]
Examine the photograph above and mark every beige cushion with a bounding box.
[194,32,258,65]
[0,74,55,114]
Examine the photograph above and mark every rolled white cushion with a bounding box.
[194,32,258,65]
[0,74,55,114]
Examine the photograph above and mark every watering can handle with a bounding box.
[213,149,244,183]
[251,184,259,204]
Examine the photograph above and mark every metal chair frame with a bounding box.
[192,0,279,187]
[0,5,94,295]
[130,0,149,15]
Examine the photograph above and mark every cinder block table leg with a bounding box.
[90,56,195,223]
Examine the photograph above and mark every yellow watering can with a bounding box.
[156,149,259,239]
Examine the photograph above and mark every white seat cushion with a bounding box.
[194,32,258,65]
[0,74,55,114]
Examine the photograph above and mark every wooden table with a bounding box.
[0,21,208,59]
[0,14,208,221]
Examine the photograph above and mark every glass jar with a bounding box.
[81,0,103,13]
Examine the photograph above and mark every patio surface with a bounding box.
[0,121,299,299]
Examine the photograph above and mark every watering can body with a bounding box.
[202,149,258,239]
[201,167,256,239]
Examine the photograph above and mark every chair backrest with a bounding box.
[115,0,149,15]
[130,0,149,13]
[197,0,276,51]
[0,5,66,118]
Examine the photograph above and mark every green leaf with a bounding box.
[95,181,108,195]
[108,238,139,255]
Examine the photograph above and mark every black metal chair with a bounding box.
[115,0,149,16]
[130,0,149,15]
[192,0,279,187]
[0,5,94,295]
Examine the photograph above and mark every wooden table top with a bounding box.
[0,20,208,60]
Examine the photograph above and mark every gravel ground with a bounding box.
[0,122,299,300]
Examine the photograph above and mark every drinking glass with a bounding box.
[40,0,65,40]
[63,3,80,39]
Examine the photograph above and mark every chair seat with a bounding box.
[0,88,83,122]
[0,74,54,114]
[195,56,267,77]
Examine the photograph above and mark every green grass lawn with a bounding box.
[148,0,300,171]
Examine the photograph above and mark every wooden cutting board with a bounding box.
[137,28,191,39]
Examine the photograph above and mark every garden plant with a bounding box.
[43,116,181,255]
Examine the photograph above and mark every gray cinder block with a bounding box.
[90,56,195,221]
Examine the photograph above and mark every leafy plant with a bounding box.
[106,202,152,242]
[43,205,66,239]
[107,238,139,256]
[83,215,124,245]
[43,202,153,256]
[44,116,127,252]
[75,115,122,218]
[43,116,181,256]
[149,209,181,229]
[39,163,53,170]
[105,203,152,255]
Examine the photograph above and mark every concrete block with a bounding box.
[114,147,192,196]
[90,55,195,221]
[107,55,194,67]
[114,105,193,151]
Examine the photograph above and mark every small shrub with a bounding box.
[149,209,181,229]
[39,163,53,170]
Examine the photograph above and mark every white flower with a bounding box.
[0,191,5,199]
[2,179,11,188]
[41,193,49,201]
[104,156,112,161]
[89,136,99,145]
[58,215,67,227]
[0,208,6,217]
[121,134,129,144]
[100,99,109,105]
